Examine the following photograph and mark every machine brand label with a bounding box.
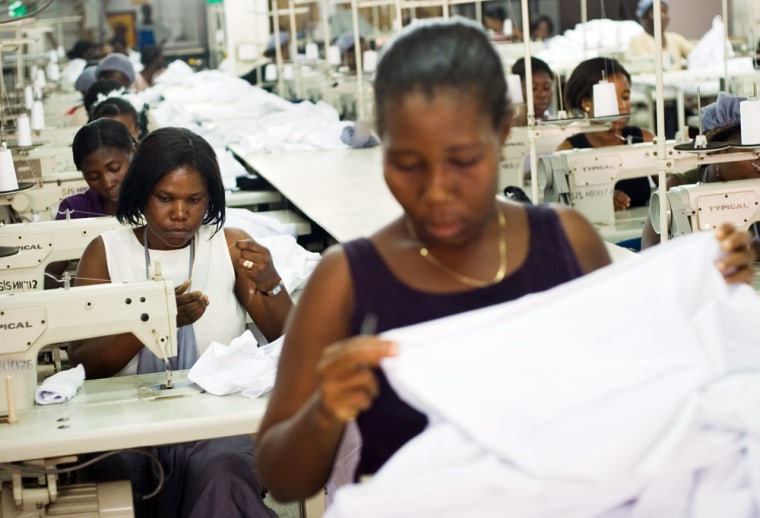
[15,244,43,250]
[61,186,87,196]
[580,164,616,172]
[0,359,34,371]
[0,280,38,292]
[0,321,33,329]
[706,203,751,212]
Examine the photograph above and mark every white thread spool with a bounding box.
[23,85,33,111]
[46,60,60,82]
[264,63,277,82]
[48,49,58,64]
[592,80,619,117]
[327,45,341,66]
[0,143,19,192]
[739,99,760,145]
[35,68,46,91]
[305,42,319,60]
[503,18,513,37]
[362,50,378,73]
[16,115,32,147]
[506,74,524,104]
[56,45,65,59]
[30,100,45,131]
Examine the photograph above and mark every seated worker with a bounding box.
[95,52,136,89]
[484,6,520,41]
[134,44,165,91]
[642,93,760,251]
[240,32,290,90]
[530,14,554,41]
[56,118,135,220]
[253,18,755,503]
[557,57,654,211]
[510,56,554,126]
[628,0,693,71]
[70,127,291,517]
[90,95,148,141]
[334,32,369,73]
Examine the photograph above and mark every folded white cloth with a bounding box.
[188,330,283,398]
[35,364,85,405]
[327,232,760,517]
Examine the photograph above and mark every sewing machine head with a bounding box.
[0,174,89,223]
[650,178,760,238]
[0,217,123,292]
[0,280,178,416]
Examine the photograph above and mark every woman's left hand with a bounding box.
[715,223,756,285]
[234,239,282,292]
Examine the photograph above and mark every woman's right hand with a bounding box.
[613,189,631,211]
[174,280,209,327]
[315,336,397,423]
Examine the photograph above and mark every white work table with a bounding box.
[0,370,267,463]
[228,146,402,243]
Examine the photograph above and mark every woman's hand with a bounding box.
[315,337,398,424]
[175,280,209,327]
[613,189,631,211]
[234,239,282,293]
[715,223,756,285]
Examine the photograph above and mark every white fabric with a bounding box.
[102,226,247,376]
[188,330,282,398]
[688,16,734,71]
[327,232,760,517]
[35,364,85,405]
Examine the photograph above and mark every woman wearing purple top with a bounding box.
[255,18,757,503]
[56,118,135,219]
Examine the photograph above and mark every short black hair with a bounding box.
[484,6,507,22]
[91,97,148,140]
[116,127,226,232]
[84,79,124,115]
[563,57,631,114]
[374,18,511,137]
[530,15,554,37]
[511,57,554,81]
[71,118,136,170]
[141,44,163,67]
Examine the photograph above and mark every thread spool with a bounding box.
[30,100,45,131]
[0,143,19,192]
[23,85,33,111]
[506,74,524,104]
[362,50,378,73]
[264,63,277,82]
[35,68,46,91]
[327,45,341,66]
[503,19,513,37]
[305,42,319,60]
[592,81,619,117]
[46,60,60,82]
[48,49,58,64]
[739,99,760,145]
[16,115,32,147]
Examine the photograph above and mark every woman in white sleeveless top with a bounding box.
[71,127,290,518]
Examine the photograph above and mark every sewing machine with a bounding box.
[649,178,760,238]
[0,217,123,292]
[0,280,177,517]
[0,173,88,223]
[13,145,76,177]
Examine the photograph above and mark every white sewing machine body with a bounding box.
[0,173,89,223]
[0,280,178,416]
[0,217,123,292]
[650,178,760,238]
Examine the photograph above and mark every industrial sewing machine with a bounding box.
[0,217,123,292]
[0,173,88,223]
[0,280,177,517]
[649,178,760,238]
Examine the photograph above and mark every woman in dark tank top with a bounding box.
[255,20,756,503]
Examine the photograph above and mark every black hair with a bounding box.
[511,57,554,81]
[84,79,124,115]
[67,40,97,60]
[484,6,507,22]
[530,15,554,37]
[71,118,136,171]
[116,127,226,232]
[563,57,631,114]
[141,44,163,67]
[90,97,148,140]
[374,18,511,137]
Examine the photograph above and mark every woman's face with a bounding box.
[528,71,554,117]
[143,165,209,250]
[382,89,509,247]
[80,146,131,207]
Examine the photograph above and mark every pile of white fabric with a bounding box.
[328,232,760,517]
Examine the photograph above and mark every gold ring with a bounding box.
[242,259,254,269]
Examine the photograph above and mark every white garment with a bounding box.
[35,364,85,405]
[101,226,246,376]
[327,232,760,517]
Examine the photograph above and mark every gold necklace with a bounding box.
[406,206,507,288]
